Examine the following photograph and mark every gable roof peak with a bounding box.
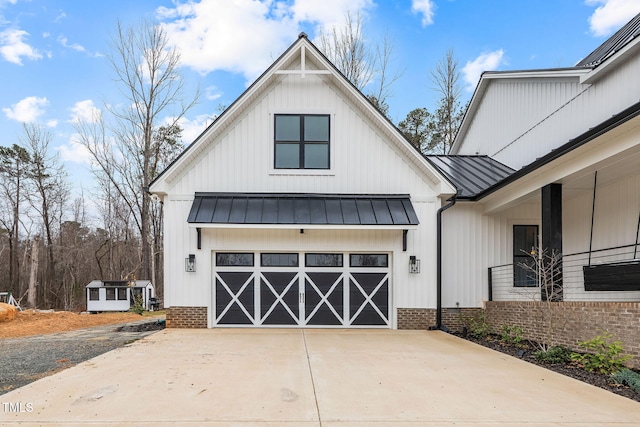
[298,32,308,39]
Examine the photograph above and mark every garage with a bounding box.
[214,252,390,327]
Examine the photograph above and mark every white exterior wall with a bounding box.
[563,170,640,301]
[457,52,640,170]
[160,70,446,323]
[441,202,540,307]
[86,288,129,312]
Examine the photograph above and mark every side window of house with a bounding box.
[117,288,128,300]
[106,288,116,300]
[89,288,100,301]
[274,114,330,169]
[513,225,539,287]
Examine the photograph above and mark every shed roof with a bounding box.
[425,155,514,199]
[86,280,153,288]
[187,193,419,227]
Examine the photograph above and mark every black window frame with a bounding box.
[89,288,100,301]
[274,114,330,170]
[305,253,343,267]
[349,254,389,268]
[106,288,116,301]
[260,253,299,267]
[117,287,128,301]
[216,253,255,267]
[513,225,539,287]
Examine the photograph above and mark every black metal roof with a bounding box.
[425,155,515,199]
[576,12,640,67]
[187,193,419,226]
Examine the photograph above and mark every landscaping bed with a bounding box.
[456,332,640,403]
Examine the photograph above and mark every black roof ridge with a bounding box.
[576,12,640,68]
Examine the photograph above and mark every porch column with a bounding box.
[541,183,563,301]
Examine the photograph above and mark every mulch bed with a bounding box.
[455,333,640,403]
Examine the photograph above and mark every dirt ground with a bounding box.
[0,310,153,339]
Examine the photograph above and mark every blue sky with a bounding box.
[1,0,640,199]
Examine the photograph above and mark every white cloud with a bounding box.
[169,114,218,145]
[462,50,505,91]
[69,99,101,123]
[46,119,58,128]
[586,0,640,36]
[0,28,42,65]
[205,85,222,101]
[411,0,436,27]
[2,96,49,122]
[59,135,94,165]
[157,0,374,81]
[58,34,85,52]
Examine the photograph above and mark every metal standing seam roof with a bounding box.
[425,155,515,199]
[187,193,419,226]
[576,12,640,68]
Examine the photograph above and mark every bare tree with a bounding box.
[76,20,199,283]
[22,123,69,307]
[318,12,401,117]
[517,247,565,351]
[429,49,464,154]
[0,144,31,295]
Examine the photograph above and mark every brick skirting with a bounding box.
[397,308,482,332]
[485,301,640,369]
[166,306,208,328]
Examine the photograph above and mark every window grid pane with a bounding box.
[261,253,299,267]
[275,114,329,170]
[216,253,255,266]
[304,116,329,141]
[305,253,343,267]
[350,254,388,267]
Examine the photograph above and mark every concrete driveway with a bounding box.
[1,329,639,426]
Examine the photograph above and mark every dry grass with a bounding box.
[0,310,148,339]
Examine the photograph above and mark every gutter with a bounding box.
[429,191,459,331]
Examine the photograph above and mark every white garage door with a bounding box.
[213,252,390,327]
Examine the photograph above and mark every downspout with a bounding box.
[429,191,459,331]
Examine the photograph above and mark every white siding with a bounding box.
[167,72,434,196]
[563,170,640,301]
[441,202,540,307]
[457,52,640,170]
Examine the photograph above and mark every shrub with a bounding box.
[534,345,572,364]
[129,293,145,315]
[467,312,489,339]
[611,368,640,393]
[570,332,632,374]
[500,324,525,347]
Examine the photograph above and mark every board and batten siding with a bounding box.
[457,52,640,170]
[563,170,640,302]
[167,72,434,196]
[441,202,541,307]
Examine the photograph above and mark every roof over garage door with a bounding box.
[187,193,419,228]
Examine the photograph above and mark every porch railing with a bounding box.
[488,244,640,302]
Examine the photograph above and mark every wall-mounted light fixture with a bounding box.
[185,254,196,272]
[409,255,420,274]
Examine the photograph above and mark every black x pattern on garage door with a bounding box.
[213,252,390,327]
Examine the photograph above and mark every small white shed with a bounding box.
[86,280,156,313]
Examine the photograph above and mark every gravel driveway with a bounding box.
[0,318,164,395]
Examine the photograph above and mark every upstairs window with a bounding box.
[275,114,330,169]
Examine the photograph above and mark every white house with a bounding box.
[431,13,640,364]
[86,280,156,313]
[151,14,640,360]
[150,33,456,329]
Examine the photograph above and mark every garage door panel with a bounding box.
[213,253,390,328]
[216,272,255,324]
[305,272,344,325]
[349,273,389,326]
[260,272,299,325]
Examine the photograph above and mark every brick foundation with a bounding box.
[485,301,640,369]
[397,307,482,332]
[166,306,208,328]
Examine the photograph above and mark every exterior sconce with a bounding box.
[185,254,196,272]
[409,255,420,274]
